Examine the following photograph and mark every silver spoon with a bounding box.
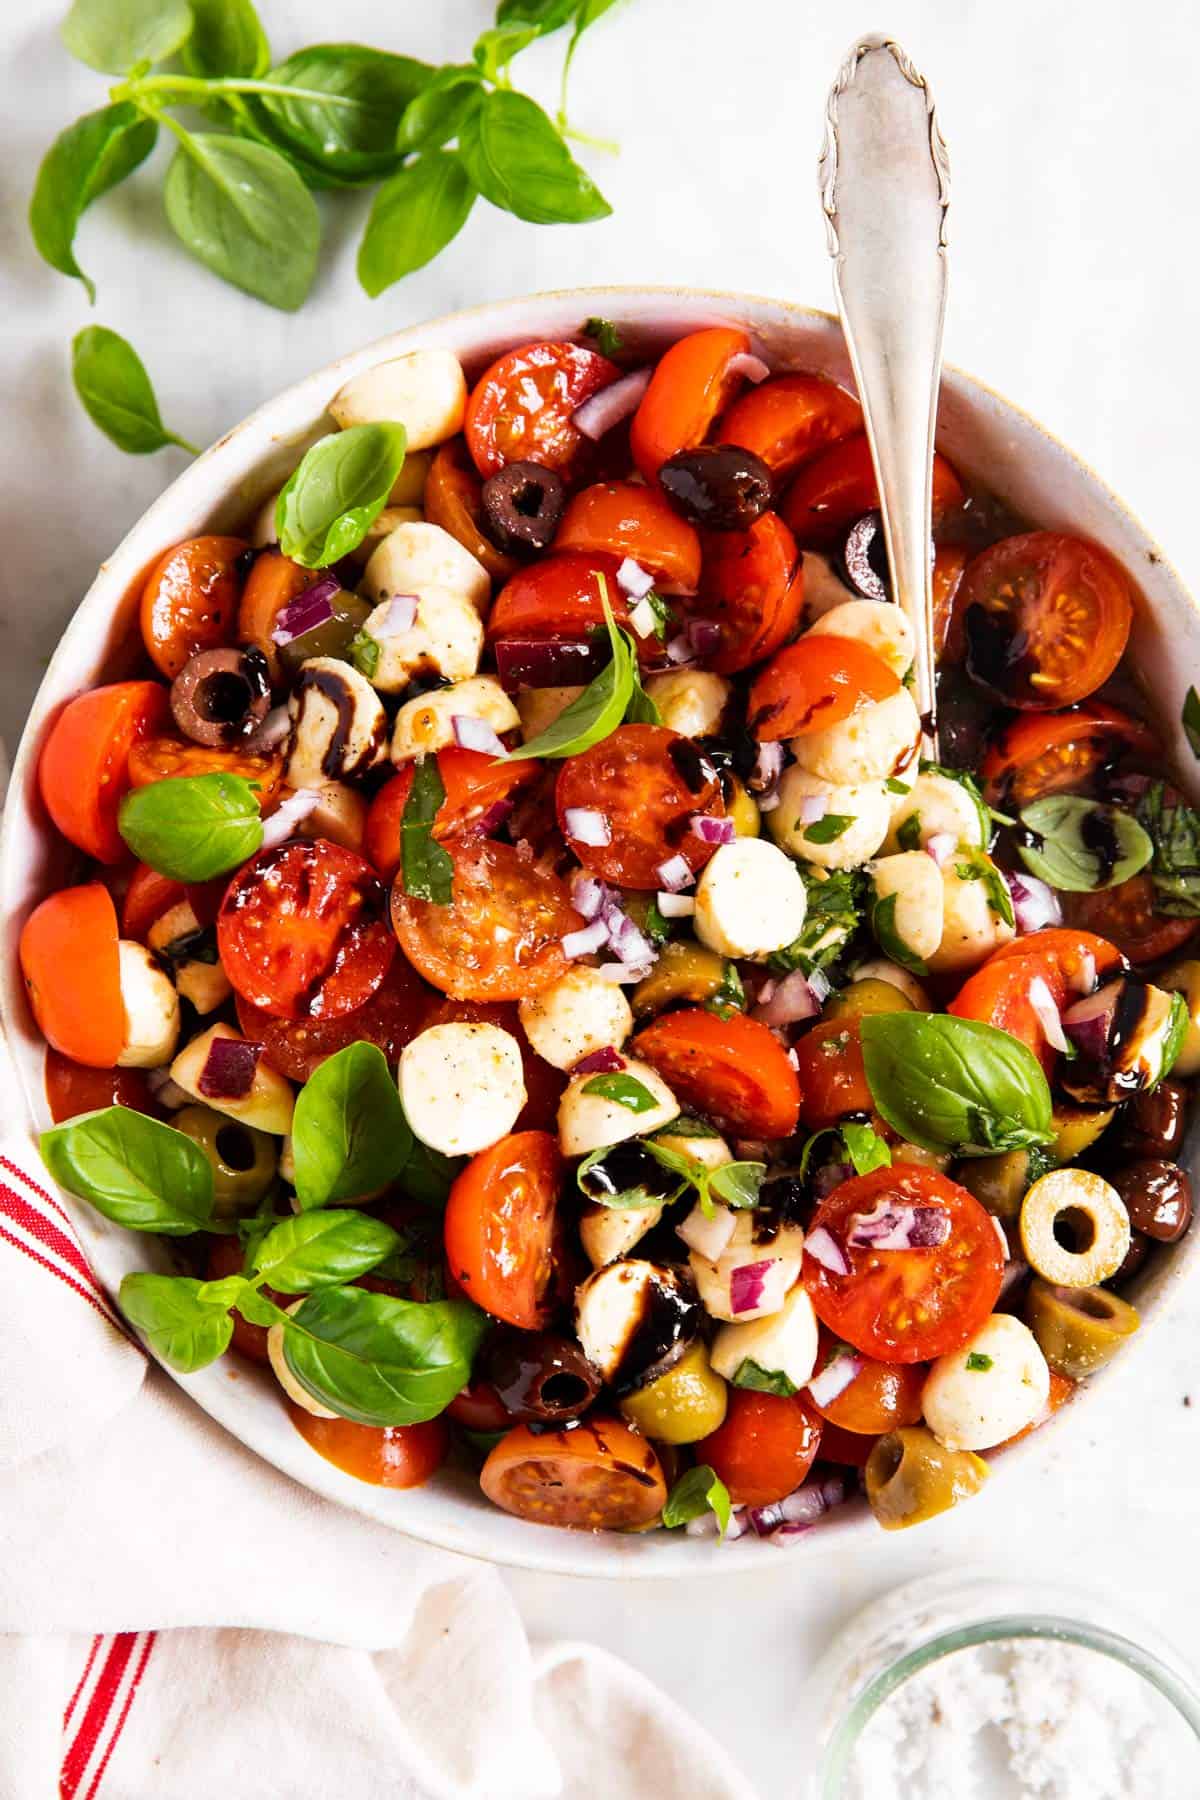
[818,34,950,757]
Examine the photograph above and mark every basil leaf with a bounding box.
[41,1106,214,1235]
[733,1358,797,1398]
[497,0,579,29]
[460,90,611,226]
[358,152,476,297]
[30,103,157,301]
[120,1274,235,1372]
[506,590,631,759]
[182,0,270,78]
[871,891,929,976]
[276,423,408,567]
[254,45,431,186]
[118,773,263,880]
[1185,688,1200,761]
[954,848,1016,928]
[576,1143,684,1209]
[896,812,922,852]
[61,0,191,73]
[473,25,540,81]
[771,868,863,976]
[163,132,320,312]
[920,762,992,845]
[624,668,661,726]
[281,1286,488,1426]
[860,1012,1054,1157]
[708,1161,766,1209]
[583,315,623,356]
[292,1043,414,1210]
[72,326,197,456]
[395,66,483,155]
[1019,797,1152,894]
[965,1351,994,1373]
[399,1139,463,1210]
[252,1209,401,1292]
[840,1121,891,1176]
[803,813,853,845]
[399,756,455,905]
[656,1113,720,1140]
[661,1464,731,1537]
[704,962,746,1021]
[582,1072,660,1113]
[233,1285,282,1327]
[1136,783,1200,917]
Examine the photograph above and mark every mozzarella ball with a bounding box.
[343,504,424,568]
[518,685,584,740]
[694,838,807,959]
[292,780,368,854]
[390,675,519,764]
[800,550,855,622]
[147,901,232,1015]
[268,1301,337,1419]
[361,520,490,618]
[575,1261,692,1384]
[807,598,914,678]
[643,670,732,738]
[926,854,1015,974]
[770,767,891,870]
[580,1201,663,1269]
[557,1057,679,1158]
[359,588,484,694]
[518,968,633,1072]
[922,1314,1050,1451]
[870,852,944,964]
[285,657,388,788]
[709,1284,820,1390]
[329,351,467,452]
[851,956,932,1011]
[688,1210,805,1323]
[789,687,921,785]
[171,1024,295,1135]
[884,770,988,853]
[399,1022,526,1156]
[116,940,180,1068]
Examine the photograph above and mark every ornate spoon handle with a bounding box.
[819,34,950,754]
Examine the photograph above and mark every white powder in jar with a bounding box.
[841,1637,1197,1799]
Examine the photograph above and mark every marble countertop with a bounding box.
[4,0,1200,1790]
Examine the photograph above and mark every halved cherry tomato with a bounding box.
[444,1130,565,1328]
[747,635,899,740]
[423,436,520,584]
[981,702,1159,810]
[992,1368,1076,1452]
[45,1048,162,1123]
[38,681,170,864]
[717,372,862,482]
[932,544,968,661]
[1064,875,1198,965]
[634,1008,801,1138]
[695,1389,823,1507]
[206,1235,283,1365]
[290,1405,449,1487]
[958,531,1133,710]
[364,750,540,880]
[465,341,618,479]
[781,433,965,549]
[555,723,725,889]
[684,512,806,675]
[986,927,1126,988]
[802,1165,1004,1363]
[19,884,123,1067]
[813,1420,877,1467]
[807,1335,925,1434]
[630,327,752,483]
[219,839,395,1020]
[237,549,314,683]
[128,736,284,808]
[446,1380,513,1433]
[420,997,567,1133]
[554,481,701,594]
[390,837,580,1000]
[952,928,1126,1069]
[487,551,627,645]
[120,864,186,940]
[237,952,432,1082]
[480,1416,667,1529]
[791,1019,874,1129]
[140,535,247,678]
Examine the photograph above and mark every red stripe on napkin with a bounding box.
[0,1221,114,1326]
[84,1634,157,1800]
[0,1152,73,1225]
[0,1185,107,1300]
[63,1636,102,1734]
[60,1632,156,1800]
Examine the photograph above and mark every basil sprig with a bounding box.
[276,423,408,567]
[860,1012,1054,1157]
[281,1286,488,1426]
[249,1210,402,1292]
[72,325,198,455]
[661,1465,732,1538]
[399,756,455,905]
[502,581,634,760]
[644,1134,766,1218]
[41,1106,216,1234]
[1136,782,1200,917]
[291,1042,414,1210]
[1018,797,1152,893]
[772,868,864,977]
[118,772,263,880]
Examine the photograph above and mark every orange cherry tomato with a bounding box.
[424,437,520,584]
[128,736,284,808]
[781,433,965,549]
[140,535,248,679]
[630,327,752,483]
[364,750,540,880]
[807,1336,925,1434]
[120,864,186,940]
[718,372,862,482]
[420,997,567,1133]
[390,837,580,1001]
[634,1008,802,1138]
[791,1019,874,1129]
[444,1130,564,1328]
[465,341,618,479]
[958,531,1133,710]
[802,1166,1004,1363]
[237,549,314,683]
[219,839,395,1021]
[555,481,702,594]
[1064,875,1198,966]
[747,635,899,740]
[38,680,170,864]
[237,953,433,1083]
[487,551,627,644]
[289,1404,449,1488]
[932,544,968,661]
[555,723,725,889]
[481,1417,667,1529]
[952,929,1126,1073]
[19,884,123,1068]
[685,512,806,675]
[695,1389,823,1507]
[981,702,1159,810]
[992,1368,1076,1452]
[45,1048,161,1123]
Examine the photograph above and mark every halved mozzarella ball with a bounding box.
[651,1127,733,1172]
[693,838,807,959]
[329,351,467,452]
[580,1201,663,1269]
[851,956,932,1011]
[709,1283,820,1390]
[292,780,368,853]
[884,770,988,853]
[116,941,180,1068]
[557,1057,678,1158]
[361,520,490,618]
[268,1301,337,1419]
[398,1022,526,1157]
[518,968,633,1072]
[926,853,1015,974]
[800,551,855,621]
[285,657,388,788]
[344,505,423,568]
[574,1260,696,1386]
[643,670,732,739]
[770,767,891,870]
[388,449,433,508]
[171,1023,295,1135]
[922,1313,1050,1452]
[688,1210,805,1324]
[789,687,921,785]
[807,598,914,678]
[146,901,231,1015]
[870,852,944,963]
[390,675,519,764]
[517,685,584,740]
[359,588,483,694]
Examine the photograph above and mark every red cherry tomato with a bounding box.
[446,1380,513,1433]
[807,1335,925,1434]
[364,749,539,881]
[684,512,806,675]
[140,535,247,679]
[951,929,1126,1072]
[1064,875,1198,966]
[219,839,395,1021]
[555,723,725,889]
[634,1008,802,1138]
[237,952,433,1083]
[290,1404,449,1488]
[981,702,1160,810]
[813,1420,877,1468]
[44,1048,162,1123]
[791,1019,874,1129]
[554,481,702,594]
[718,372,862,482]
[480,1417,667,1529]
[958,531,1133,710]
[487,551,627,645]
[120,864,187,941]
[802,1166,1004,1363]
[465,341,618,479]
[38,680,170,864]
[781,433,964,549]
[630,327,753,483]
[127,736,284,807]
[444,1130,565,1328]
[420,997,567,1132]
[19,884,123,1068]
[695,1389,824,1507]
[747,635,899,741]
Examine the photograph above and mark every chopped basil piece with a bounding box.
[803,813,853,845]
[920,762,993,845]
[581,1072,660,1113]
[965,1351,993,1372]
[643,898,670,945]
[771,868,864,976]
[885,776,909,795]
[733,1359,797,1398]
[1136,783,1200,917]
[871,891,928,976]
[954,847,1016,927]
[1018,797,1152,894]
[840,1121,891,1176]
[708,1161,767,1209]
[661,1464,731,1537]
[704,962,746,1020]
[582,315,623,356]
[399,756,454,905]
[349,630,381,679]
[896,812,923,852]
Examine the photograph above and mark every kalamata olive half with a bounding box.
[841,512,891,601]
[481,461,566,553]
[1115,1081,1187,1158]
[1110,1160,1193,1242]
[483,1329,602,1423]
[170,646,271,747]
[658,444,772,529]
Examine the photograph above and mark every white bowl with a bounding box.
[3,287,1198,1578]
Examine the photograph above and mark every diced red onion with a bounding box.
[605,906,653,965]
[805,1226,850,1276]
[494,638,608,691]
[260,786,322,851]
[656,853,694,893]
[728,351,771,384]
[1028,974,1070,1054]
[730,1260,775,1315]
[677,1202,738,1262]
[690,814,735,846]
[1006,872,1064,933]
[749,741,786,794]
[846,1197,951,1250]
[807,1353,863,1409]
[571,876,608,921]
[572,1046,625,1075]
[452,715,506,757]
[753,969,823,1027]
[1076,949,1097,995]
[475,798,513,835]
[756,1475,848,1542]
[925,831,956,868]
[629,597,658,640]
[562,918,609,958]
[572,366,653,440]
[374,594,418,638]
[245,703,292,753]
[686,618,723,658]
[1063,981,1119,1058]
[798,793,827,826]
[665,633,696,666]
[564,807,612,848]
[617,556,655,600]
[658,892,695,918]
[270,576,338,645]
[197,1035,261,1101]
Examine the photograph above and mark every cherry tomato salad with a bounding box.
[21,322,1200,1543]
